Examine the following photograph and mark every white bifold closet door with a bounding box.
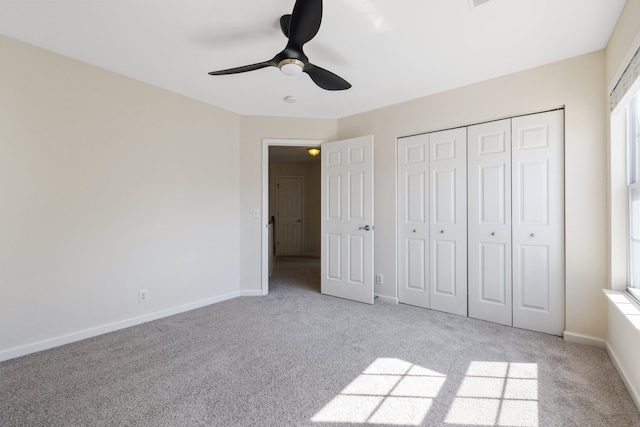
[430,128,467,316]
[468,110,564,335]
[397,133,430,309]
[468,119,513,326]
[399,109,564,335]
[397,128,467,316]
[511,110,564,335]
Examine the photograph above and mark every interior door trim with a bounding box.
[261,138,324,295]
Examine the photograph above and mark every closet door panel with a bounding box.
[468,119,512,326]
[397,134,430,308]
[429,127,467,316]
[517,244,549,310]
[512,110,564,335]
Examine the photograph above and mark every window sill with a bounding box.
[604,289,640,331]
[628,287,640,303]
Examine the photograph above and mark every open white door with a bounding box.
[321,135,374,304]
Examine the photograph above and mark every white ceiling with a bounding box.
[0,0,627,119]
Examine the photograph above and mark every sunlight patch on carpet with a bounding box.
[312,359,539,426]
[444,361,539,426]
[311,358,446,425]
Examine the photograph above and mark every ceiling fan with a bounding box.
[208,0,351,91]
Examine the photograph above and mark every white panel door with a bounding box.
[468,119,512,326]
[277,176,303,256]
[321,135,374,304]
[512,110,564,335]
[429,128,467,316]
[397,134,430,308]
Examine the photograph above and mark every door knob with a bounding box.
[359,225,371,231]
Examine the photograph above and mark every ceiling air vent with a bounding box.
[468,0,491,8]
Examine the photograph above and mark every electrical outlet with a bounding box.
[139,290,148,303]
[375,274,383,285]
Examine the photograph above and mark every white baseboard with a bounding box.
[239,290,264,297]
[563,331,606,348]
[0,291,247,363]
[375,294,399,304]
[606,341,640,412]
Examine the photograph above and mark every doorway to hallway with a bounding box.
[263,140,322,295]
[269,256,321,294]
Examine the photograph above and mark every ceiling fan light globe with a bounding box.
[278,59,304,76]
[281,63,303,76]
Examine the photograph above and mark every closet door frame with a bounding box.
[395,109,564,336]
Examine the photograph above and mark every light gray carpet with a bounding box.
[1,256,639,426]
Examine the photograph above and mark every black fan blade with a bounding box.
[289,0,322,47]
[280,14,291,38]
[304,63,351,91]
[208,61,274,75]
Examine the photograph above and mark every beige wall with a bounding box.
[269,160,321,256]
[338,51,608,340]
[0,36,241,357]
[238,116,337,291]
[606,0,640,88]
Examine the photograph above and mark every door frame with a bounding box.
[261,138,324,295]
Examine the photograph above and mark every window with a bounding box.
[628,93,640,299]
[611,43,640,295]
